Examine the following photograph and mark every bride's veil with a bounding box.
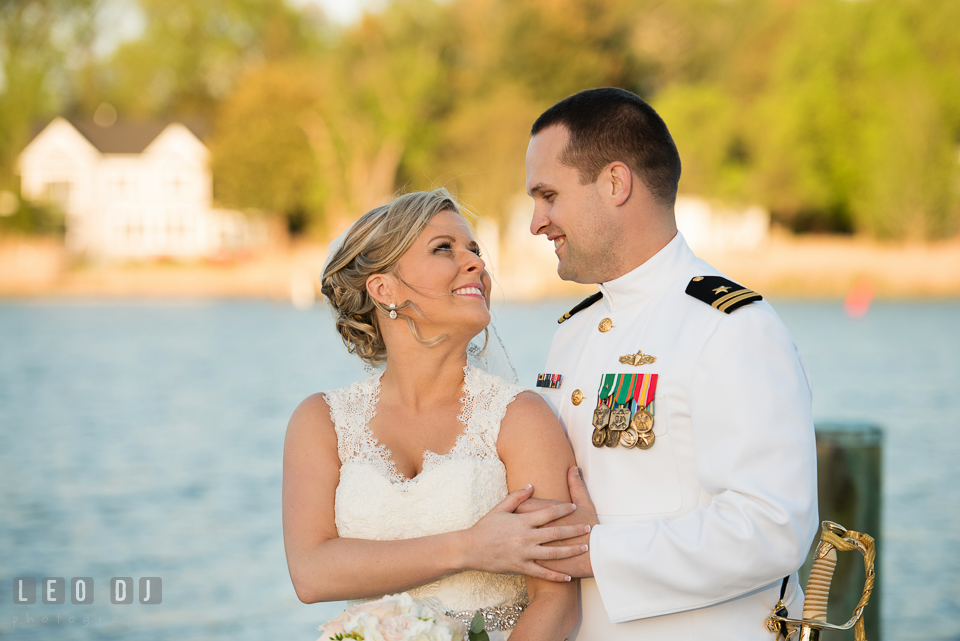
[467,323,519,384]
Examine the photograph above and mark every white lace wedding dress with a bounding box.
[324,364,529,640]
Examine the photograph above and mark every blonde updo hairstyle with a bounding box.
[320,188,465,365]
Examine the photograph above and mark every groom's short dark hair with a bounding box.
[531,87,681,206]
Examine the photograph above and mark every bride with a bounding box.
[282,189,588,640]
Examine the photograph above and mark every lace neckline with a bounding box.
[358,364,480,487]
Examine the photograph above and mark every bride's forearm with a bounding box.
[289,530,470,603]
[287,487,583,604]
[507,586,578,641]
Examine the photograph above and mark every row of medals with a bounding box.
[592,403,655,449]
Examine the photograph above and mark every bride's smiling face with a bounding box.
[389,210,491,335]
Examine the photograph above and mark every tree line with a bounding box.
[1,0,958,239]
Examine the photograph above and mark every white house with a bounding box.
[674,195,770,254]
[16,117,262,259]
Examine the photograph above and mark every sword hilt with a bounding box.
[765,521,876,641]
[802,544,838,623]
[797,541,839,640]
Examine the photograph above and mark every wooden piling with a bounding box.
[799,423,883,640]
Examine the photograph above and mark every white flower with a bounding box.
[317,593,465,641]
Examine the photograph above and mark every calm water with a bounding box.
[0,299,958,641]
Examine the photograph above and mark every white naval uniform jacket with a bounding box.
[538,233,819,640]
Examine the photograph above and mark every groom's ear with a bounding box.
[605,161,633,206]
[366,274,395,305]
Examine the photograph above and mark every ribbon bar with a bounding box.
[536,373,563,389]
[632,373,658,408]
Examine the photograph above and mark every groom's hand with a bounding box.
[465,484,591,583]
[516,466,598,578]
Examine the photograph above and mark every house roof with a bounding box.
[69,119,170,153]
[31,118,210,154]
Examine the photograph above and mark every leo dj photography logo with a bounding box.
[13,577,162,605]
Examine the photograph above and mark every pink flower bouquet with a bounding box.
[317,592,467,641]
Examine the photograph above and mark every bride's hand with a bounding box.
[461,485,591,582]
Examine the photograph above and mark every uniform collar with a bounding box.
[597,232,695,312]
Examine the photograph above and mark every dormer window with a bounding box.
[45,181,72,213]
[112,176,130,197]
[166,174,185,198]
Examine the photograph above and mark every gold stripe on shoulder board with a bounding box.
[711,288,756,309]
[717,290,760,312]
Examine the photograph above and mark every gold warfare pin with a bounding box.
[619,349,657,366]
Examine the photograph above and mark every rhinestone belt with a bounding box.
[446,602,527,631]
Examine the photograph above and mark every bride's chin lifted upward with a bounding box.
[375,309,488,412]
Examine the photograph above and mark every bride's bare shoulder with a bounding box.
[498,390,574,496]
[499,390,566,443]
[285,393,336,446]
[503,390,559,425]
[505,389,555,417]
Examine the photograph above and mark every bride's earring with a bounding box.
[389,303,397,320]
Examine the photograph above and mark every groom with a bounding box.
[523,87,819,639]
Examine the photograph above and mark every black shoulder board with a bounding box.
[558,292,603,324]
[685,276,762,314]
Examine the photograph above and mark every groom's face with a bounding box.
[526,125,613,284]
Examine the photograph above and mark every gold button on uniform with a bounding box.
[598,318,613,332]
[571,389,583,405]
